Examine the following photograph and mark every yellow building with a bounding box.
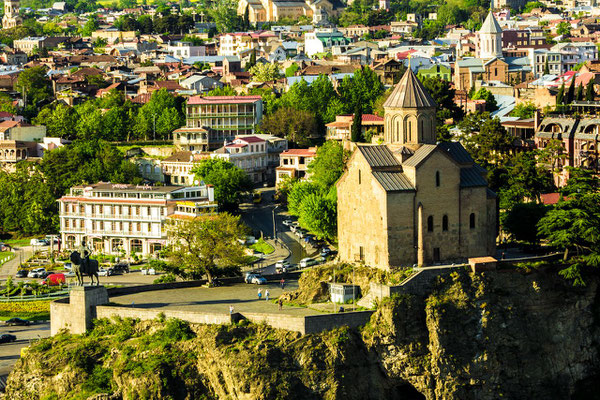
[337,69,497,269]
[237,0,335,23]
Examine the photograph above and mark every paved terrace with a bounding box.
[110,281,319,317]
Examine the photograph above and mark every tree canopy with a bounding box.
[192,159,253,210]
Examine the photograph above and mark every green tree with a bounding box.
[191,159,253,209]
[208,0,242,33]
[287,181,320,216]
[15,66,52,112]
[246,49,256,70]
[585,80,595,101]
[566,79,576,104]
[471,88,498,112]
[207,86,236,96]
[307,140,350,190]
[337,66,384,114]
[259,107,319,147]
[457,112,513,166]
[351,102,362,142]
[523,1,544,13]
[420,76,464,140]
[248,63,280,82]
[285,63,299,77]
[298,190,337,240]
[81,16,99,36]
[34,103,79,139]
[560,167,599,197]
[576,84,584,101]
[557,83,565,105]
[537,193,600,285]
[134,89,184,140]
[503,202,548,243]
[556,21,571,37]
[510,102,537,119]
[164,213,248,283]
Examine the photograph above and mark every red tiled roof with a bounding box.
[362,114,384,122]
[237,136,264,143]
[131,93,152,104]
[281,148,316,157]
[540,193,561,205]
[187,95,262,105]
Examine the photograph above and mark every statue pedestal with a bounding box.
[51,286,108,335]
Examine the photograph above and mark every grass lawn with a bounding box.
[250,238,275,255]
[2,237,33,247]
[0,251,14,265]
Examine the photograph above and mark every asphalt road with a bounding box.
[0,322,50,378]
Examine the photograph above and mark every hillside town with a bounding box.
[1,0,600,397]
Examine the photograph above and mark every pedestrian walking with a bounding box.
[280,278,285,289]
[265,289,270,301]
[229,305,234,314]
[278,298,283,310]
[257,288,262,300]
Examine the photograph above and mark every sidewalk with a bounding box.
[0,247,29,280]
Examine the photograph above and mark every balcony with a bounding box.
[82,230,165,238]
[188,112,255,118]
[61,213,163,221]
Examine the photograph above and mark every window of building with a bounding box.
[433,247,440,262]
[470,213,476,229]
[427,216,434,232]
[358,169,361,184]
[442,215,448,231]
[435,171,440,187]
[359,246,364,261]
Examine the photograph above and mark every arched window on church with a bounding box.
[408,121,412,142]
[470,213,476,229]
[427,216,434,232]
[435,171,440,187]
[442,215,448,231]
[420,119,424,141]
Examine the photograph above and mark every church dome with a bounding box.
[383,68,436,109]
[479,10,502,34]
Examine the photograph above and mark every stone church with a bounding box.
[337,69,497,269]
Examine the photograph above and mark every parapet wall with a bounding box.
[96,305,234,326]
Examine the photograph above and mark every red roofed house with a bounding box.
[174,95,263,152]
[276,147,317,186]
[326,114,384,141]
[210,135,268,182]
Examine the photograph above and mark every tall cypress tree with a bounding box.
[585,80,595,101]
[544,58,549,75]
[566,79,576,104]
[576,83,584,101]
[351,103,362,142]
[557,83,565,105]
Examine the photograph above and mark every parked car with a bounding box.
[321,247,332,255]
[112,262,130,274]
[63,262,72,271]
[4,318,30,326]
[29,239,47,246]
[38,271,52,279]
[15,270,28,278]
[244,273,267,284]
[0,334,16,344]
[299,257,317,269]
[98,268,110,277]
[296,230,307,239]
[42,273,66,286]
[45,235,59,244]
[282,219,293,227]
[28,268,46,278]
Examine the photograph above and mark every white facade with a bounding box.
[211,136,268,183]
[477,11,503,60]
[167,42,206,59]
[58,183,217,257]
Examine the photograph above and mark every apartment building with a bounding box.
[174,95,263,152]
[275,147,316,186]
[58,183,217,256]
[211,136,268,183]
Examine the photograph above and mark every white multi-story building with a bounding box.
[275,148,316,186]
[211,136,268,183]
[58,182,217,257]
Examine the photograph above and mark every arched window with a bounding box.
[442,215,448,231]
[408,121,412,142]
[358,169,361,185]
[427,215,434,232]
[470,213,476,229]
[435,171,440,187]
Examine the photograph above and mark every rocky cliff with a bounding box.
[4,267,600,400]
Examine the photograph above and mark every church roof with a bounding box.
[438,141,474,164]
[383,68,436,109]
[358,145,400,168]
[460,167,488,188]
[479,11,502,34]
[402,144,438,167]
[372,171,415,192]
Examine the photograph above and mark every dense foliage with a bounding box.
[191,159,253,210]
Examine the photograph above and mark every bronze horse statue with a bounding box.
[70,251,100,286]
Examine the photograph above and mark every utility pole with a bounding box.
[272,205,277,243]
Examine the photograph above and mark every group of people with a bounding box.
[228,278,287,314]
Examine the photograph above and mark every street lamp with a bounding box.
[272,205,278,244]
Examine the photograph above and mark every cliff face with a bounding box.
[4,268,600,400]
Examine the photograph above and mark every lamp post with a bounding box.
[272,205,278,244]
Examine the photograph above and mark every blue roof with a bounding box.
[182,56,225,65]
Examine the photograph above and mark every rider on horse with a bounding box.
[79,240,91,273]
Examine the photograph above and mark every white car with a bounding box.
[98,268,109,277]
[299,258,317,269]
[282,220,293,227]
[29,239,47,246]
[28,268,46,278]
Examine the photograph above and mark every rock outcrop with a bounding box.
[4,267,600,400]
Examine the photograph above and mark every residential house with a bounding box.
[211,136,268,183]
[275,147,316,186]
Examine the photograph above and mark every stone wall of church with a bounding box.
[411,151,462,264]
[459,186,495,258]
[337,154,390,268]
[385,191,416,268]
[383,108,436,146]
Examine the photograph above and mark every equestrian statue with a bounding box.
[70,241,100,286]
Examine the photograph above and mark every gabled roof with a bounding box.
[480,10,502,34]
[460,167,488,188]
[437,141,474,164]
[383,68,436,109]
[357,145,400,168]
[402,144,438,167]
[372,171,415,192]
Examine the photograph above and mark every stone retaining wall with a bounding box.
[96,305,234,326]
